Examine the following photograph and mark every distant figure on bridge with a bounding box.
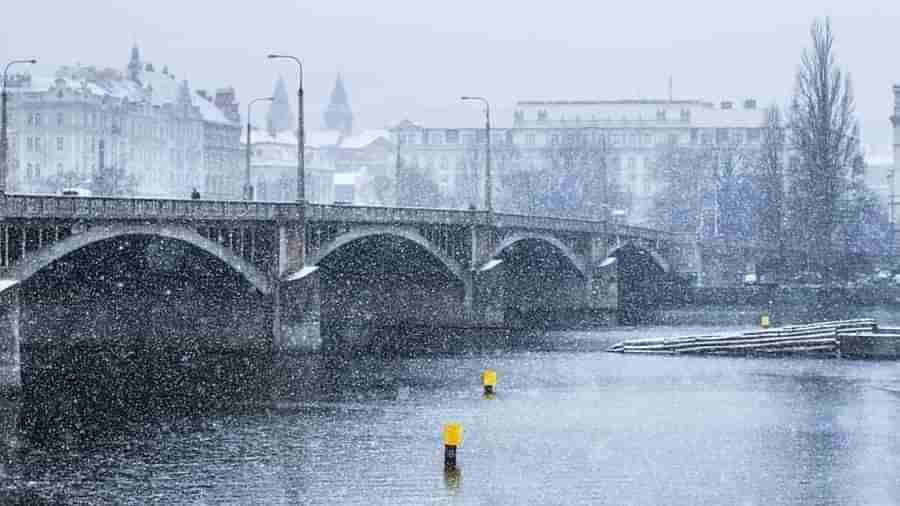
[191,188,201,200]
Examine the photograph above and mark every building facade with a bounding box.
[391,98,767,224]
[5,45,243,199]
[243,75,394,205]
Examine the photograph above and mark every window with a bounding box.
[431,131,443,145]
[656,109,667,121]
[34,137,42,152]
[26,137,33,152]
[505,131,515,145]
[57,137,64,151]
[56,163,63,175]
[57,112,64,127]
[747,129,761,142]
[34,163,41,179]
[551,134,560,145]
[35,113,41,126]
[716,129,729,144]
[680,109,691,121]
[526,133,536,146]
[476,130,486,143]
[26,163,33,180]
[445,130,459,144]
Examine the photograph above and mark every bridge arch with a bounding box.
[491,233,587,279]
[605,241,671,273]
[310,226,469,288]
[10,224,271,294]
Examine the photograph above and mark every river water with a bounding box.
[3,320,900,505]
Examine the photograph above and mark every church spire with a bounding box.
[266,75,295,135]
[323,73,353,136]
[128,43,142,83]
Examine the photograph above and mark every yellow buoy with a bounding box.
[443,423,463,447]
[443,423,463,470]
[761,314,770,329]
[482,369,497,395]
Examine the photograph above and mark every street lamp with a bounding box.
[267,53,304,202]
[244,96,273,201]
[461,96,492,213]
[1,58,37,195]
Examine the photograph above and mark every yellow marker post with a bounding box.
[482,369,497,396]
[761,313,770,329]
[443,423,462,470]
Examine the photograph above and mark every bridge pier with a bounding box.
[467,264,507,326]
[0,286,20,393]
[273,275,322,354]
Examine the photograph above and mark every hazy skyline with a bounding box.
[2,1,898,152]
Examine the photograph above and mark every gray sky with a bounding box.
[2,0,898,152]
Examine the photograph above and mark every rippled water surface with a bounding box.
[4,324,900,505]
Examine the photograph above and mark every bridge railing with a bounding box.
[1,194,684,244]
[493,212,607,233]
[306,203,487,226]
[1,194,303,221]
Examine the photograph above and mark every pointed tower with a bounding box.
[177,79,193,116]
[127,43,142,83]
[323,73,353,136]
[266,76,295,135]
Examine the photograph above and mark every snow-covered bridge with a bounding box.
[0,194,771,390]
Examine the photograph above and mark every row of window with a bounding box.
[517,108,692,124]
[20,110,212,144]
[399,127,762,148]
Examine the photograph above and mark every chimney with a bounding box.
[214,86,240,123]
[720,101,733,110]
[743,99,757,110]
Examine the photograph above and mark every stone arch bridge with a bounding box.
[0,194,772,389]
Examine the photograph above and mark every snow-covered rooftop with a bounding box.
[7,64,235,125]
[242,127,393,150]
[333,172,357,185]
[340,129,391,149]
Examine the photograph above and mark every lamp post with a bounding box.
[461,96,491,213]
[245,96,273,201]
[1,58,37,195]
[267,54,304,202]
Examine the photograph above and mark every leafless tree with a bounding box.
[754,105,786,244]
[788,17,861,273]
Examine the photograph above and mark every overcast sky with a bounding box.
[2,0,898,153]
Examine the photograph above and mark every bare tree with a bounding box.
[754,105,786,244]
[788,17,861,274]
[541,132,610,219]
[651,141,715,234]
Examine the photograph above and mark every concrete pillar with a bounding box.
[694,241,705,287]
[590,262,619,311]
[0,286,21,394]
[273,273,322,353]
[469,263,506,326]
[278,223,305,277]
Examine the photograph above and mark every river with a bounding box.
[2,319,900,505]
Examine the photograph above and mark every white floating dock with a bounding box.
[606,319,895,357]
